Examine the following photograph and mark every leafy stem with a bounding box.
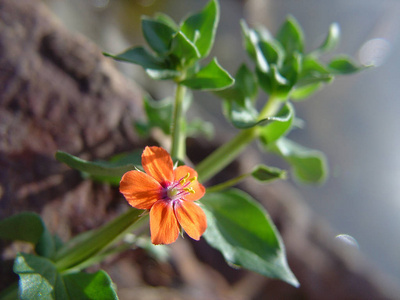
[196,95,283,182]
[54,208,147,273]
[171,83,187,160]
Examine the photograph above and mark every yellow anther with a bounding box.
[189,176,197,183]
[183,187,195,194]
[179,173,191,185]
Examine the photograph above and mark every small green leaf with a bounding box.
[169,31,201,66]
[255,67,274,95]
[258,39,284,71]
[251,165,287,182]
[257,66,292,98]
[328,55,365,74]
[216,65,259,128]
[291,56,333,100]
[276,15,304,54]
[154,12,179,31]
[290,82,324,100]
[235,64,258,101]
[180,58,234,90]
[215,64,257,103]
[259,102,294,144]
[141,17,176,55]
[227,99,259,128]
[91,151,143,185]
[0,212,44,245]
[14,253,65,300]
[241,20,258,62]
[55,151,136,184]
[315,23,340,53]
[298,56,333,86]
[104,46,166,70]
[270,138,328,183]
[280,52,302,87]
[180,0,219,58]
[63,270,118,300]
[202,189,299,287]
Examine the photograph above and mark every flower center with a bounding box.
[164,173,196,201]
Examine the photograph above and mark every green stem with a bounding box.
[54,208,145,272]
[171,83,187,160]
[206,173,249,193]
[196,95,283,182]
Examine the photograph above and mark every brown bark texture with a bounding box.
[0,0,399,299]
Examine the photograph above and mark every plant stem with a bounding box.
[54,208,146,272]
[206,173,249,193]
[171,83,187,160]
[196,95,283,182]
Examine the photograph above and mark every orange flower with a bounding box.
[120,146,207,245]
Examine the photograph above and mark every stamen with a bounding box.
[183,187,195,194]
[179,173,191,185]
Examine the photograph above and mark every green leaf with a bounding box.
[291,56,333,100]
[0,212,56,258]
[14,253,118,300]
[276,15,304,54]
[290,82,324,100]
[141,17,176,55]
[328,55,365,74]
[0,212,44,245]
[216,65,258,128]
[180,58,234,90]
[145,68,181,80]
[280,52,302,87]
[241,20,258,62]
[235,64,258,101]
[104,46,166,70]
[298,56,333,86]
[202,189,299,287]
[14,253,66,300]
[169,31,201,66]
[251,165,287,182]
[259,102,294,144]
[91,151,143,185]
[63,270,118,300]
[257,39,285,72]
[315,23,340,53]
[270,138,328,183]
[215,64,257,103]
[257,66,292,98]
[154,13,179,31]
[180,0,219,58]
[55,151,136,185]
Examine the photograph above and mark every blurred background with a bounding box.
[42,0,400,283]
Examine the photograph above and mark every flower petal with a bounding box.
[175,201,207,241]
[120,170,162,209]
[142,146,174,185]
[174,166,205,201]
[150,200,180,245]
